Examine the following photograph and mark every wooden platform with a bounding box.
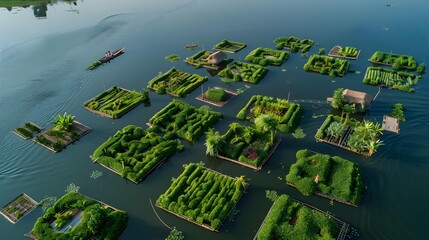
[328,45,360,60]
[1,193,38,224]
[382,115,400,133]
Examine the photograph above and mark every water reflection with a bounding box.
[1,0,81,18]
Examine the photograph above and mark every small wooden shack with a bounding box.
[206,51,227,65]
[382,115,400,133]
[328,89,373,112]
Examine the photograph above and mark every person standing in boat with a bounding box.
[107,51,112,57]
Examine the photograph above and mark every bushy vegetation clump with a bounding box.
[257,194,338,240]
[303,54,350,77]
[92,125,183,183]
[274,36,314,53]
[205,88,227,102]
[363,67,419,93]
[236,95,303,133]
[31,192,127,240]
[149,100,223,143]
[218,61,268,84]
[147,68,207,97]
[156,163,247,231]
[391,103,405,122]
[286,149,363,205]
[369,51,418,71]
[245,48,288,66]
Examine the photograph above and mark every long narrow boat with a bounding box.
[86,47,125,70]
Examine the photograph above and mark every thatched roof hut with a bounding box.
[206,51,227,65]
[342,89,373,111]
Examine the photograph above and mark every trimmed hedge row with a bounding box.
[31,192,127,240]
[363,66,419,93]
[205,88,227,102]
[236,95,303,133]
[339,46,359,57]
[304,54,350,77]
[92,125,184,182]
[257,194,338,240]
[149,100,223,143]
[369,51,418,71]
[245,48,288,66]
[213,39,247,53]
[156,163,246,231]
[147,68,207,97]
[273,36,314,53]
[286,149,363,205]
[218,61,269,84]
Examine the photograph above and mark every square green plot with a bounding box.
[156,163,247,231]
[213,39,247,53]
[147,68,208,97]
[245,47,289,66]
[303,54,350,77]
[274,36,314,53]
[363,66,420,93]
[218,61,269,84]
[328,45,360,60]
[1,193,38,224]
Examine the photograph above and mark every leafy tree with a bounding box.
[254,114,278,145]
[330,88,344,109]
[342,104,356,123]
[204,129,225,156]
[86,205,107,234]
[166,227,184,240]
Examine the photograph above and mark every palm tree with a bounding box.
[52,112,74,132]
[204,129,225,156]
[254,114,278,145]
[364,138,384,156]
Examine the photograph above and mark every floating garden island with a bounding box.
[303,54,350,77]
[148,100,223,143]
[245,48,288,66]
[206,122,281,170]
[147,67,208,97]
[33,113,91,153]
[363,66,420,93]
[84,86,148,119]
[218,61,269,84]
[236,95,303,133]
[0,193,38,224]
[26,192,127,240]
[368,51,419,71]
[273,36,314,53]
[91,125,184,183]
[315,114,384,157]
[13,122,42,140]
[285,149,363,206]
[328,45,360,60]
[195,87,238,107]
[255,194,349,240]
[156,163,247,231]
[185,50,232,70]
[165,54,180,62]
[213,39,247,53]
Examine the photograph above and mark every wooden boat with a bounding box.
[99,47,125,63]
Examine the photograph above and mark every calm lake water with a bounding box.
[1,0,429,239]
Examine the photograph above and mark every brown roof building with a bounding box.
[206,51,227,65]
[342,89,373,112]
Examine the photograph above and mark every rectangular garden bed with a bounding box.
[368,51,418,71]
[328,45,360,60]
[91,125,184,184]
[213,39,247,53]
[185,50,231,70]
[13,122,43,140]
[214,122,281,170]
[273,36,314,53]
[33,120,92,153]
[245,48,288,66]
[147,67,208,97]
[236,95,302,133]
[303,54,350,77]
[195,87,238,107]
[83,86,147,119]
[1,193,38,224]
[254,194,349,240]
[218,61,269,84]
[285,149,363,206]
[25,192,127,240]
[147,100,223,143]
[156,163,247,231]
[363,66,420,93]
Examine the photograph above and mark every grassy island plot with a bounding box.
[34,113,91,153]
[84,86,149,119]
[328,45,360,60]
[236,95,303,133]
[286,149,363,206]
[363,66,420,93]
[369,51,419,71]
[27,192,127,240]
[304,54,350,77]
[196,87,238,107]
[205,122,281,170]
[218,61,269,84]
[165,54,180,62]
[156,163,247,231]
[13,122,42,140]
[148,100,222,143]
[185,50,231,70]
[1,193,38,224]
[147,68,208,97]
[315,114,384,157]
[255,194,350,240]
[0,0,50,7]
[245,48,288,66]
[92,125,183,183]
[213,39,247,53]
[273,36,314,53]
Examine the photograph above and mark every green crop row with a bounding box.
[363,66,419,93]
[218,61,268,84]
[369,51,418,71]
[157,163,246,231]
[245,48,289,66]
[286,149,363,205]
[339,46,359,57]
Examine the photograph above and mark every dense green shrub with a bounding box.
[304,55,349,77]
[369,51,418,71]
[205,88,227,102]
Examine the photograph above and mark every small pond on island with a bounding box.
[1,0,429,239]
